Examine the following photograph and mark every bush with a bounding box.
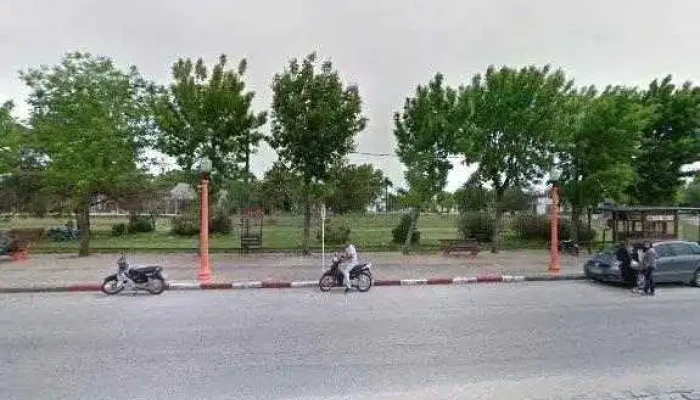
[458,212,495,243]
[171,214,199,236]
[316,220,351,244]
[391,213,420,244]
[210,213,233,234]
[127,215,155,234]
[513,214,597,243]
[111,223,127,237]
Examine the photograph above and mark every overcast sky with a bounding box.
[1,0,699,190]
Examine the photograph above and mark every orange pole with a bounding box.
[198,176,212,282]
[549,183,560,273]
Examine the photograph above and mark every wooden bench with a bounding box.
[439,238,480,257]
[240,234,263,253]
[3,228,46,260]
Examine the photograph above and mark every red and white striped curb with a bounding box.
[0,274,585,293]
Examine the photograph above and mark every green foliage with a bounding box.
[454,185,532,213]
[316,219,351,244]
[171,214,200,236]
[127,215,156,233]
[153,55,267,181]
[629,76,700,205]
[269,53,366,253]
[680,181,700,206]
[457,212,495,243]
[0,101,21,175]
[20,52,153,255]
[391,214,421,245]
[260,163,303,213]
[325,164,384,214]
[210,213,233,234]
[559,86,651,212]
[111,223,127,237]
[512,215,596,243]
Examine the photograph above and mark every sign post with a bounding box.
[321,203,326,271]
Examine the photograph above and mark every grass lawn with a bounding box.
[0,213,462,252]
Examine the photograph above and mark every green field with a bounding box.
[2,213,697,253]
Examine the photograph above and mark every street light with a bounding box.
[198,156,213,282]
[549,166,561,273]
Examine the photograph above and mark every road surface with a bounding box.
[1,282,699,399]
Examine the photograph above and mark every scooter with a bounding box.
[319,255,373,292]
[101,254,167,295]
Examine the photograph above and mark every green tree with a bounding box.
[680,177,700,206]
[382,177,393,213]
[260,163,303,213]
[153,55,267,185]
[455,65,573,252]
[454,184,491,212]
[394,73,458,253]
[559,86,651,242]
[629,76,700,205]
[435,191,455,213]
[325,163,384,214]
[21,52,152,256]
[269,53,367,253]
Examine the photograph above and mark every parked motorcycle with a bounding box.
[102,254,167,295]
[558,240,580,256]
[319,255,373,292]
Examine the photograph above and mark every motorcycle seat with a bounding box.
[350,263,368,272]
[132,266,160,274]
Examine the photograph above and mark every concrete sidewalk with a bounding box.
[0,250,586,288]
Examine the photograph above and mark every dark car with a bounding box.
[584,240,700,286]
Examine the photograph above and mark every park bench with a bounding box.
[1,228,46,260]
[439,238,481,257]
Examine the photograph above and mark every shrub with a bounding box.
[458,212,495,243]
[317,220,351,244]
[391,213,420,244]
[513,214,597,243]
[111,223,127,237]
[210,213,233,234]
[171,214,199,236]
[127,215,155,234]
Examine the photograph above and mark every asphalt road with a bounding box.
[1,282,699,400]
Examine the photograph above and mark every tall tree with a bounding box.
[382,177,393,213]
[394,73,457,253]
[21,52,152,256]
[628,76,700,205]
[153,55,267,186]
[559,86,651,242]
[0,101,20,175]
[325,163,384,214]
[269,53,367,253]
[454,65,573,252]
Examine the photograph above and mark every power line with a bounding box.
[350,151,464,160]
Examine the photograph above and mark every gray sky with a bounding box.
[1,0,700,190]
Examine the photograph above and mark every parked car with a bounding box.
[584,240,700,286]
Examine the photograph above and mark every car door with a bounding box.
[657,243,696,283]
[651,243,675,283]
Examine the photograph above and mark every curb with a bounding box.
[0,273,586,294]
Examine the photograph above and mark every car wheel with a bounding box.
[692,268,700,287]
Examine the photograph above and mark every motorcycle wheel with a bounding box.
[356,271,372,292]
[102,277,124,295]
[146,277,166,295]
[319,273,335,292]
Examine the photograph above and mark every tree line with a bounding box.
[1,52,699,256]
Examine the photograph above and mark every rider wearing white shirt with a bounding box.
[340,243,359,292]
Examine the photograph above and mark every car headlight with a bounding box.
[610,261,620,270]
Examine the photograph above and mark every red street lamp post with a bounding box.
[549,167,561,273]
[197,157,213,282]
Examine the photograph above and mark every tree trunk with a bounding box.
[570,206,581,244]
[75,202,91,257]
[302,189,311,255]
[490,195,503,253]
[586,207,593,254]
[402,207,420,255]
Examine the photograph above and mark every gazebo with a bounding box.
[596,206,700,243]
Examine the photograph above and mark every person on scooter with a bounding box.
[339,242,359,293]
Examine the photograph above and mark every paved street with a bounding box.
[1,282,699,400]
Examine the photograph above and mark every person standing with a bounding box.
[615,240,635,289]
[641,241,658,296]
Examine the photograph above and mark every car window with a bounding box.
[667,243,696,256]
[653,244,673,258]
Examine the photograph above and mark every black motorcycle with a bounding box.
[558,240,580,256]
[319,255,373,292]
[102,254,167,295]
